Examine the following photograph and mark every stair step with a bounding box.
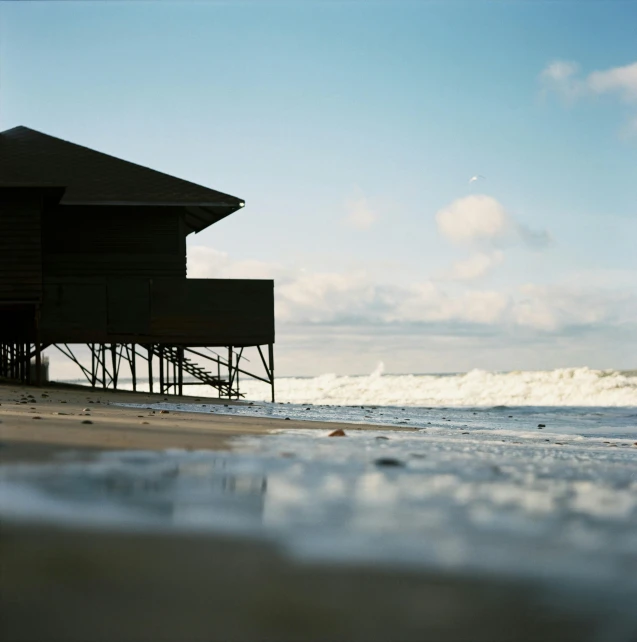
[147,346,238,393]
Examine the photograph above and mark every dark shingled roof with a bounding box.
[0,126,245,233]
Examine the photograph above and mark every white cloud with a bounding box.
[588,61,637,102]
[344,193,377,230]
[446,251,504,281]
[542,60,579,83]
[540,59,637,135]
[540,60,583,102]
[510,283,634,332]
[436,195,509,244]
[186,246,636,338]
[187,246,285,280]
[435,195,550,249]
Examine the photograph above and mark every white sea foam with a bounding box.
[238,366,637,407]
[71,365,637,408]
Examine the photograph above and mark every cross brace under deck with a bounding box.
[1,342,275,402]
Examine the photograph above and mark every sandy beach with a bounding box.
[0,382,394,462]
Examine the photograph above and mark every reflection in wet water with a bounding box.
[2,432,637,641]
[1,428,637,599]
[0,452,268,531]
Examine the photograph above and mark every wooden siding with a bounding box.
[107,278,150,335]
[0,304,37,342]
[150,279,275,345]
[41,281,108,342]
[0,189,42,301]
[39,278,274,346]
[42,206,186,278]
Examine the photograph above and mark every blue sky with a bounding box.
[1,0,636,375]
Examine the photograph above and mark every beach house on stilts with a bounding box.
[0,126,275,400]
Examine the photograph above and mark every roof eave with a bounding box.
[184,203,245,234]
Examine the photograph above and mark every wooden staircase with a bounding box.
[147,345,241,398]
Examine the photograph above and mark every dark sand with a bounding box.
[1,522,599,642]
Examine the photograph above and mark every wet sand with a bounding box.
[1,382,632,641]
[1,522,597,642]
[0,382,399,462]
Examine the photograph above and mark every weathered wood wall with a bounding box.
[150,279,274,345]
[1,192,275,350]
[39,278,274,346]
[42,206,186,279]
[0,188,43,301]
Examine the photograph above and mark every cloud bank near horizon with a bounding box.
[187,245,635,336]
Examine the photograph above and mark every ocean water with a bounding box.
[64,365,637,408]
[238,365,637,408]
[98,366,637,440]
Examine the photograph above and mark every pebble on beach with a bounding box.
[328,429,346,437]
[160,410,170,414]
[81,420,93,425]
[374,457,404,467]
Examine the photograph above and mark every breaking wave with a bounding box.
[241,366,637,407]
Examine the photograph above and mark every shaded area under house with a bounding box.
[0,126,275,400]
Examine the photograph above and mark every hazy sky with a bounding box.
[1,0,636,375]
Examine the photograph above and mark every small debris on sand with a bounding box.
[81,420,93,425]
[328,429,346,437]
[83,408,91,412]
[32,416,42,420]
[374,457,404,467]
[160,410,170,414]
